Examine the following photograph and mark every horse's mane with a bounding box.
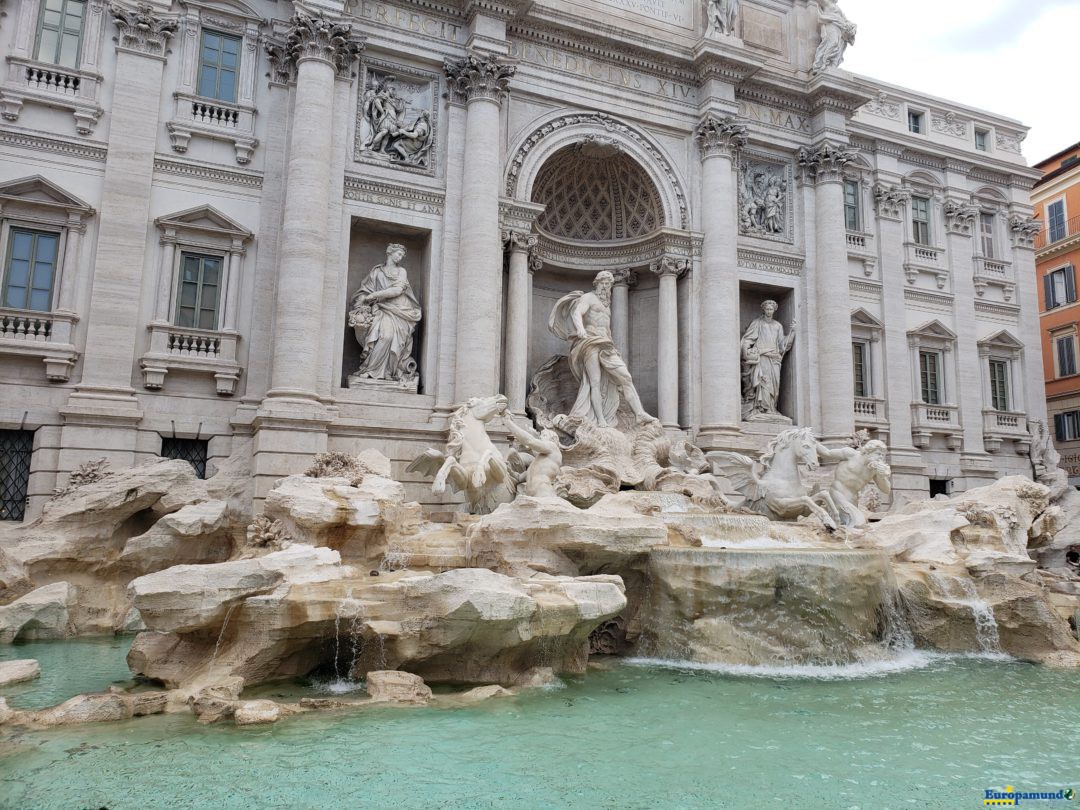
[445,399,474,458]
[760,426,815,468]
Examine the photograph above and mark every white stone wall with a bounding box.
[0,0,1043,519]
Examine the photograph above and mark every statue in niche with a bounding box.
[358,74,434,168]
[548,271,657,429]
[739,163,786,237]
[740,300,795,422]
[348,243,421,388]
[705,0,739,38]
[811,0,856,74]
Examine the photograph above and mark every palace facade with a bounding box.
[0,0,1045,519]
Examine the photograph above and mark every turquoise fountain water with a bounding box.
[2,640,1078,809]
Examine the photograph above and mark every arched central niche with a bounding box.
[530,141,664,241]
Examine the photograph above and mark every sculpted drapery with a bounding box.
[349,244,422,383]
[741,300,795,419]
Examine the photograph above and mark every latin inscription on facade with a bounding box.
[578,0,694,28]
[352,1,464,43]
[738,100,810,134]
[508,40,696,102]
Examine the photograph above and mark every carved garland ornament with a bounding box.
[694,114,748,158]
[505,112,689,230]
[444,53,515,103]
[112,3,177,56]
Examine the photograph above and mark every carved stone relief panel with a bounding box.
[738,154,793,243]
[354,60,438,175]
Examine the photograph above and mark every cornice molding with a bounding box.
[0,130,107,161]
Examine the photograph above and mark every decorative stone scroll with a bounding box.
[112,3,177,56]
[872,182,911,220]
[694,114,747,158]
[650,255,689,278]
[861,92,899,120]
[943,199,979,236]
[356,62,437,171]
[1009,215,1041,249]
[444,53,515,103]
[739,157,790,239]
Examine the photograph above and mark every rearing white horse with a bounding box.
[708,427,838,529]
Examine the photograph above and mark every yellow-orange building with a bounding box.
[1035,142,1080,483]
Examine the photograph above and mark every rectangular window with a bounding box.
[3,228,59,311]
[907,110,924,134]
[1045,266,1077,310]
[1055,411,1080,442]
[911,196,931,246]
[843,180,860,232]
[852,341,869,398]
[974,129,989,152]
[0,429,34,521]
[34,0,85,69]
[175,252,223,330]
[196,30,241,103]
[979,212,995,258]
[1047,200,1067,243]
[161,437,209,479]
[919,350,943,405]
[1056,335,1077,378]
[988,359,1009,411]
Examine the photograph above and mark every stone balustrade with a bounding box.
[910,401,963,450]
[0,307,79,381]
[2,56,103,134]
[972,256,1016,301]
[140,323,241,395]
[167,93,258,164]
[981,409,1030,454]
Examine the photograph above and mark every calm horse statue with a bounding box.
[708,427,838,529]
[407,394,513,513]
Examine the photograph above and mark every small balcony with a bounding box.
[982,409,1030,454]
[167,93,258,165]
[2,56,103,134]
[910,401,962,450]
[1035,213,1080,254]
[973,256,1015,301]
[0,308,79,381]
[140,323,242,395]
[903,242,948,289]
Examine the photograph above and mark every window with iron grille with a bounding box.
[161,437,209,479]
[0,429,34,521]
[988,359,1009,411]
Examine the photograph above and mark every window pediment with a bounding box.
[155,205,252,242]
[850,307,883,330]
[0,176,93,215]
[978,329,1023,357]
[908,319,956,342]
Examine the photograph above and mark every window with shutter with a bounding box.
[1048,200,1066,243]
[919,350,942,404]
[988,359,1009,411]
[1056,335,1078,377]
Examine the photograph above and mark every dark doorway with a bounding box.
[929,478,951,498]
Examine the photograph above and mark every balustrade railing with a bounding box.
[0,309,53,341]
[1035,213,1080,251]
[24,65,80,94]
[190,100,240,127]
[166,329,222,359]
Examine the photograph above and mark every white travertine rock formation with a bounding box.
[365,670,432,703]
[0,582,76,643]
[0,658,41,685]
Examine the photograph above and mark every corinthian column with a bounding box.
[694,115,747,448]
[799,142,858,444]
[611,268,636,359]
[502,230,536,413]
[267,13,363,402]
[446,54,515,402]
[651,256,689,428]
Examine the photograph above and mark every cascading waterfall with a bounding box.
[330,589,367,691]
[927,573,1002,654]
[637,548,915,668]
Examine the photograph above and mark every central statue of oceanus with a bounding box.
[548,271,657,429]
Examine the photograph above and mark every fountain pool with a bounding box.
[2,640,1078,809]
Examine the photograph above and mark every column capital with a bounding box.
[943,199,979,236]
[694,114,747,159]
[612,268,638,287]
[872,182,911,221]
[1009,214,1041,249]
[797,142,857,184]
[283,12,364,77]
[650,256,689,279]
[111,3,177,58]
[445,53,515,104]
[502,230,537,253]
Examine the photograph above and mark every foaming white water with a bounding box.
[624,650,1013,680]
[314,678,366,695]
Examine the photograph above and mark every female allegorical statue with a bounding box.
[740,299,795,421]
[348,243,422,384]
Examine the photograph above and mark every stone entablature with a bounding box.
[0,0,1048,518]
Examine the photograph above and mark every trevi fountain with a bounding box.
[1,268,1078,807]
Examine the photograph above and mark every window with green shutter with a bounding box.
[3,228,59,311]
[197,30,241,103]
[175,252,223,330]
[35,0,86,68]
[988,359,1009,411]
